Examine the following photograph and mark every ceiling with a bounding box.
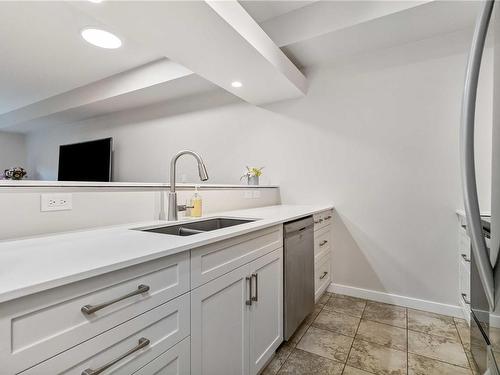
[0,1,162,114]
[243,1,479,68]
[239,1,317,23]
[0,1,482,134]
[1,0,307,133]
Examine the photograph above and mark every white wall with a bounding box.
[0,131,27,177]
[24,31,494,308]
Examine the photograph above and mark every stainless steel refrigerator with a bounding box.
[462,1,500,374]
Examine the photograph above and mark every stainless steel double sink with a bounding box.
[137,217,256,236]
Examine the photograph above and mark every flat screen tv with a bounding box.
[58,138,113,182]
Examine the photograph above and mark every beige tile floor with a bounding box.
[262,292,479,375]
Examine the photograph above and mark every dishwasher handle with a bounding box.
[284,217,314,236]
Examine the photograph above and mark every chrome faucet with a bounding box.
[160,150,209,221]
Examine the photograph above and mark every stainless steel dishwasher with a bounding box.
[283,216,315,341]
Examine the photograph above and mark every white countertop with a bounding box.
[0,204,333,304]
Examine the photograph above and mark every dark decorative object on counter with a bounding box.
[3,167,27,180]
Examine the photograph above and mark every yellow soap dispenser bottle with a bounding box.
[191,186,203,217]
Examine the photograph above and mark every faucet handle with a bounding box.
[177,204,194,212]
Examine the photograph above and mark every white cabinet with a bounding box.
[456,213,472,323]
[1,253,190,374]
[191,248,283,375]
[191,263,250,375]
[249,249,283,375]
[21,294,190,375]
[315,251,331,301]
[314,209,333,302]
[191,225,282,288]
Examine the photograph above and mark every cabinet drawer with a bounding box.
[315,253,331,302]
[458,226,471,262]
[459,261,471,306]
[313,210,333,231]
[1,252,190,374]
[20,293,190,375]
[132,336,190,375]
[191,225,282,288]
[314,226,331,261]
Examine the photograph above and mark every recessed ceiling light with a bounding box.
[81,28,122,49]
[231,81,243,88]
[88,0,103,3]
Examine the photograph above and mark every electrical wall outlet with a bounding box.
[252,190,261,199]
[243,191,253,199]
[41,193,73,212]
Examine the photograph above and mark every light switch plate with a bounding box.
[244,191,253,199]
[41,193,73,212]
[252,190,261,199]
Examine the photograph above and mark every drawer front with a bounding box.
[191,225,282,288]
[314,226,331,261]
[313,210,333,231]
[132,336,190,375]
[1,252,190,374]
[21,293,190,375]
[459,261,471,308]
[458,226,471,262]
[314,253,331,302]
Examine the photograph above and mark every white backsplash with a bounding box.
[0,186,280,240]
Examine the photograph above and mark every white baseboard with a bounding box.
[329,283,463,318]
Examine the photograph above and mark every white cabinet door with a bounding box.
[249,248,283,375]
[191,264,250,375]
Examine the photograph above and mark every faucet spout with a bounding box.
[165,150,209,221]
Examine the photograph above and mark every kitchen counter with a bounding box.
[0,204,333,304]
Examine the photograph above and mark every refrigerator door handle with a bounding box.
[461,0,495,310]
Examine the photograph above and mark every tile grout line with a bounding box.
[274,296,328,374]
[453,318,476,373]
[406,307,409,375]
[274,295,472,375]
[341,299,367,375]
[404,319,473,371]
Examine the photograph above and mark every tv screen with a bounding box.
[58,138,113,182]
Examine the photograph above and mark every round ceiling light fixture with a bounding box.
[81,28,122,49]
[88,0,103,3]
[231,81,243,88]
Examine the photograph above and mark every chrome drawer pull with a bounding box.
[251,273,258,302]
[314,219,323,224]
[81,284,150,315]
[81,337,150,375]
[324,215,332,220]
[319,240,328,247]
[246,276,252,306]
[320,271,328,280]
[461,293,471,305]
[461,254,471,262]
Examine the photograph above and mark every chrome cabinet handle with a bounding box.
[461,254,471,263]
[251,273,258,302]
[319,240,328,247]
[462,293,471,305]
[314,219,323,224]
[81,285,150,315]
[81,337,150,375]
[320,271,328,280]
[460,0,495,310]
[246,276,252,306]
[324,215,332,220]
